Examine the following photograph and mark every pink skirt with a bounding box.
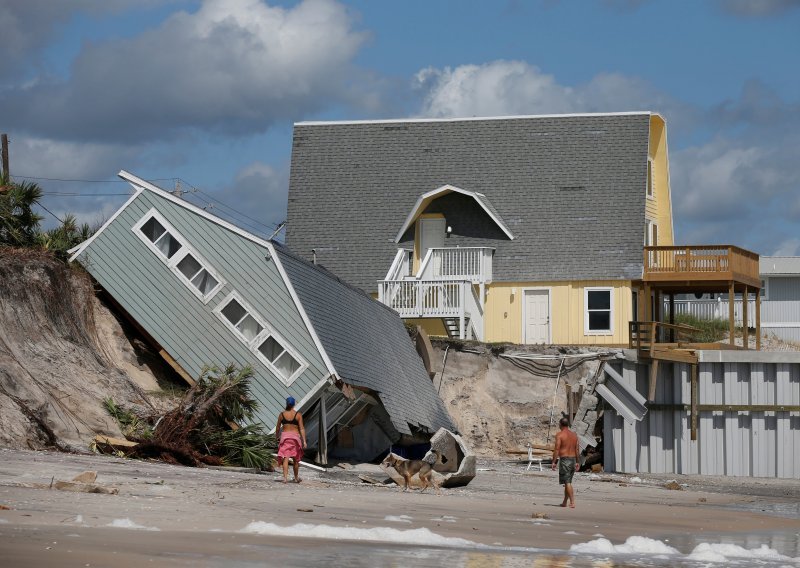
[277,431,304,461]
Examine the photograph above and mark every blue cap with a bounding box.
[286,396,295,406]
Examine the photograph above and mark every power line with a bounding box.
[41,191,134,196]
[35,201,65,224]
[189,187,281,232]
[13,175,176,184]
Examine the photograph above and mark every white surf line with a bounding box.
[571,536,800,565]
[106,518,160,531]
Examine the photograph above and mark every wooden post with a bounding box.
[644,284,651,322]
[669,293,675,342]
[690,364,698,441]
[1,134,8,179]
[755,290,761,351]
[566,383,573,423]
[317,391,328,465]
[648,359,659,402]
[742,286,749,349]
[729,281,736,346]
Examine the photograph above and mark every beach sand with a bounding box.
[1,448,798,566]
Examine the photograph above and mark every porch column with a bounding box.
[644,284,651,322]
[729,281,736,346]
[743,286,749,349]
[756,289,761,351]
[669,293,675,343]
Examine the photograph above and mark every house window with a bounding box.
[140,216,182,259]
[644,219,658,247]
[647,159,655,198]
[215,292,306,385]
[585,287,613,335]
[133,208,224,303]
[760,279,767,299]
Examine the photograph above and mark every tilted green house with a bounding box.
[69,171,454,462]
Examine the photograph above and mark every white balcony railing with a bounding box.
[383,248,413,281]
[378,280,465,318]
[417,247,493,282]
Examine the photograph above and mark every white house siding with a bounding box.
[75,190,330,427]
[604,354,800,479]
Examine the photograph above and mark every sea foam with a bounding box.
[241,522,476,547]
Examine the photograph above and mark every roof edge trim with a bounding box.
[68,185,144,262]
[296,111,653,127]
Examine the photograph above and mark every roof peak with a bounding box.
[295,111,654,127]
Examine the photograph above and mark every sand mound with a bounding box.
[0,249,177,451]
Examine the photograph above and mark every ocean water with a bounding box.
[227,522,800,568]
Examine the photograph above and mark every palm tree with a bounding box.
[37,214,94,260]
[0,173,44,247]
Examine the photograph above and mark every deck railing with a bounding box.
[644,245,760,283]
[384,248,413,281]
[378,279,466,318]
[417,247,494,282]
[628,321,702,351]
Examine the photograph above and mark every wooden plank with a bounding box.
[729,281,735,346]
[159,349,196,386]
[755,292,761,351]
[743,285,749,348]
[648,360,659,402]
[648,404,800,412]
[690,364,698,442]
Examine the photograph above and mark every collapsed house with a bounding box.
[69,171,455,463]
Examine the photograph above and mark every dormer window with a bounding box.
[647,158,655,199]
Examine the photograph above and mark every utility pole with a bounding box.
[1,133,9,194]
[1,133,8,178]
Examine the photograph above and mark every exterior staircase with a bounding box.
[444,316,471,339]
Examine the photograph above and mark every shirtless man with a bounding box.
[551,417,580,508]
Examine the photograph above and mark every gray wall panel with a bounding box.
[605,359,800,479]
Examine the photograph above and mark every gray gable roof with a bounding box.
[273,242,455,435]
[286,113,653,292]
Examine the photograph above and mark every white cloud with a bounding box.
[774,238,800,256]
[718,0,800,17]
[413,60,687,124]
[2,0,370,142]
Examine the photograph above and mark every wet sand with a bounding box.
[1,448,798,566]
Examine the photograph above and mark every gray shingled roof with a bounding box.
[286,113,652,293]
[273,242,455,435]
[760,256,800,275]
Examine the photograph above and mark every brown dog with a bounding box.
[381,450,441,494]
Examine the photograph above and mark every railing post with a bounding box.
[417,281,424,317]
[459,283,466,340]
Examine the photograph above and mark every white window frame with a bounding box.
[760,278,768,300]
[644,218,658,247]
[213,290,308,386]
[585,287,614,336]
[646,158,655,199]
[132,208,225,304]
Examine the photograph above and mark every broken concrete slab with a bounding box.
[71,471,97,484]
[52,480,119,495]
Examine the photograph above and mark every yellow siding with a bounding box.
[405,317,448,338]
[647,115,674,246]
[484,280,634,345]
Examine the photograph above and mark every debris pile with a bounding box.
[105,365,276,469]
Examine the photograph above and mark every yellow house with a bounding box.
[286,112,675,346]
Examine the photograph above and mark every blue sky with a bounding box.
[2,0,799,253]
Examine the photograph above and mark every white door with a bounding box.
[419,217,446,275]
[524,289,550,344]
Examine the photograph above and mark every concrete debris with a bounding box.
[664,480,683,491]
[71,471,97,484]
[52,480,118,495]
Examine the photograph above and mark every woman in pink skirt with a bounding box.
[276,396,306,483]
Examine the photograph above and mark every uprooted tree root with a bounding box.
[111,364,276,468]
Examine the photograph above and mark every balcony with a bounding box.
[644,245,760,289]
[636,244,762,352]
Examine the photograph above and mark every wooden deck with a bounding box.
[643,245,760,290]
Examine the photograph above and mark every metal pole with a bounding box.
[545,357,566,444]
